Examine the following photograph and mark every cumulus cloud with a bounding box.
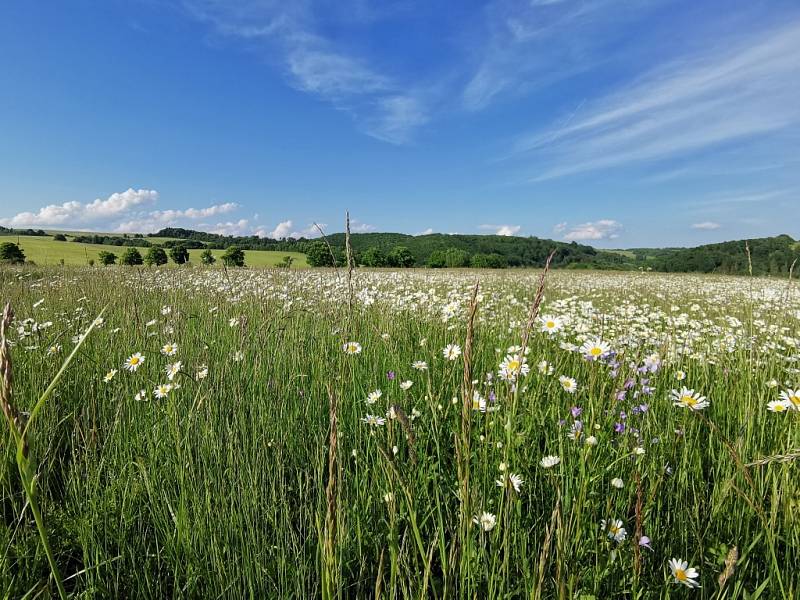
[0,188,158,228]
[0,188,245,234]
[560,219,622,241]
[480,224,522,236]
[417,228,434,236]
[691,221,721,230]
[268,219,294,239]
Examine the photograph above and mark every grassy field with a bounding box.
[0,266,798,598]
[3,235,308,268]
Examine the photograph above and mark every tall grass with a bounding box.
[1,265,798,598]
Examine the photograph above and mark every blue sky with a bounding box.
[1,0,798,247]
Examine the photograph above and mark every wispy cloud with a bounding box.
[463,0,658,110]
[514,19,800,180]
[691,221,721,230]
[558,219,622,241]
[182,1,429,144]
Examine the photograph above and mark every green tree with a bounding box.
[361,246,388,267]
[445,248,470,268]
[200,249,216,265]
[221,246,245,267]
[169,245,190,265]
[144,246,168,266]
[426,250,446,268]
[387,246,415,268]
[53,233,67,241]
[306,241,335,267]
[0,242,25,264]
[120,247,144,266]
[470,253,508,268]
[98,251,117,266]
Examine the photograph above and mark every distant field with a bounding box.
[3,235,308,268]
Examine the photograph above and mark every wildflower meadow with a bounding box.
[1,265,798,598]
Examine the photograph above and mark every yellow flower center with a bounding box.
[546,321,555,328]
[790,395,800,407]
[775,404,786,412]
[681,395,696,406]
[507,360,520,372]
[590,347,603,356]
[675,568,687,581]
[130,357,139,365]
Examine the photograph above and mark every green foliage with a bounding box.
[200,249,216,265]
[221,245,245,267]
[307,241,336,267]
[470,252,508,268]
[387,246,415,268]
[426,249,447,268]
[120,247,144,266]
[360,246,388,267]
[169,245,190,265]
[144,246,168,266]
[654,235,800,275]
[0,241,26,264]
[276,255,294,269]
[97,251,117,266]
[53,233,67,241]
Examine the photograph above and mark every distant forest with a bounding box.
[2,225,798,275]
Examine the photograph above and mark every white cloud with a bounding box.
[268,219,294,239]
[553,221,567,233]
[691,221,721,230]
[183,2,429,145]
[209,219,252,236]
[0,188,158,228]
[515,20,800,180]
[417,228,435,236]
[561,219,622,241]
[0,188,247,235]
[349,219,376,233]
[480,224,522,236]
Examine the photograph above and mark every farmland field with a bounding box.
[3,236,308,268]
[0,266,798,598]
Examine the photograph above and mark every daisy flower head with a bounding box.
[559,375,578,394]
[443,344,462,361]
[165,361,182,381]
[540,455,561,469]
[778,389,800,410]
[767,400,791,413]
[47,344,62,356]
[495,473,524,493]
[399,380,413,391]
[103,369,118,383]
[540,315,563,334]
[580,339,611,361]
[473,511,497,532]
[124,352,145,372]
[671,387,709,411]
[601,518,627,543]
[611,477,624,489]
[412,360,428,371]
[361,414,386,427]
[343,341,362,355]
[196,365,209,381]
[160,342,178,356]
[538,360,554,375]
[498,353,530,382]
[668,558,700,588]
[153,383,173,399]
[366,389,382,405]
[134,389,148,401]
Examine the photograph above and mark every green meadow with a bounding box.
[3,235,308,268]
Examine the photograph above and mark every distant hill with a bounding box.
[3,226,797,275]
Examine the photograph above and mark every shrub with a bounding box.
[0,242,25,264]
[120,248,144,266]
[144,247,168,266]
[221,246,245,267]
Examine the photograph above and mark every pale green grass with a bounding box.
[4,236,308,268]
